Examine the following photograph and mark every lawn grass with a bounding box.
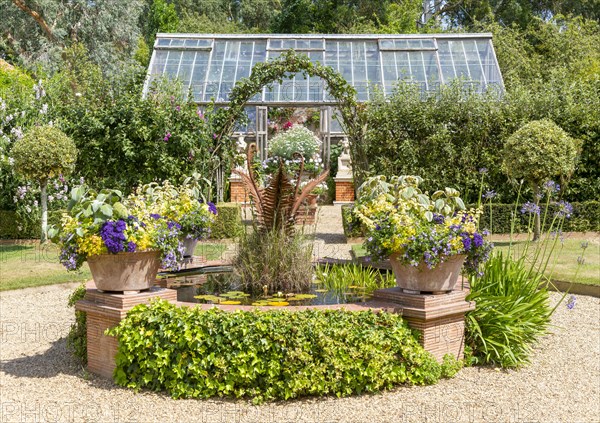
[351,233,599,286]
[0,243,91,291]
[193,242,228,260]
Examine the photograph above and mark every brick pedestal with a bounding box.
[75,286,177,378]
[229,177,248,204]
[373,284,475,362]
[334,178,355,203]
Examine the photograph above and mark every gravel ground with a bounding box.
[1,283,598,423]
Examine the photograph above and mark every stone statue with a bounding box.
[336,137,352,179]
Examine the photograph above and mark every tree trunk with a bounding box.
[40,179,48,243]
[533,185,541,241]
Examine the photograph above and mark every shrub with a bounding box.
[465,252,552,368]
[67,283,87,364]
[268,125,321,160]
[502,119,578,189]
[210,203,243,239]
[109,300,450,403]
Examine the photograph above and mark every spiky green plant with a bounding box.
[465,252,556,368]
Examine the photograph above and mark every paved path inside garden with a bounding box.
[1,282,599,422]
[312,205,354,260]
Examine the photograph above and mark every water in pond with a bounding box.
[156,266,379,307]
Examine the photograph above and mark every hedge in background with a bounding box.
[211,203,243,239]
[474,201,600,234]
[342,202,599,239]
[0,210,62,239]
[109,301,458,403]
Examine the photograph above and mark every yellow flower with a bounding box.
[77,235,106,256]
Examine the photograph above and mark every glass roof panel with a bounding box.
[146,34,504,103]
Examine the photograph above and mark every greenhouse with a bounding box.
[145,33,505,163]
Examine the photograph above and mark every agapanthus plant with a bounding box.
[353,175,493,276]
[49,184,186,271]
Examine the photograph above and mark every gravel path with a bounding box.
[1,283,598,423]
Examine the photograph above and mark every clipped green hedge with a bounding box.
[109,300,458,403]
[342,202,599,238]
[211,203,243,239]
[0,210,63,239]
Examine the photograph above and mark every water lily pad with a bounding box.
[286,294,317,301]
[220,300,242,305]
[267,301,289,306]
[314,289,328,293]
[194,295,222,302]
[348,285,364,289]
[221,291,250,298]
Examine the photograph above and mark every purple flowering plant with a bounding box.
[49,184,186,271]
[353,175,493,276]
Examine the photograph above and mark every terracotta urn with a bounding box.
[87,250,161,294]
[389,254,466,294]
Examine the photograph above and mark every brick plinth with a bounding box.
[230,179,248,204]
[76,286,177,378]
[372,285,475,362]
[334,179,355,202]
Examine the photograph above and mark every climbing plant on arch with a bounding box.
[209,50,370,188]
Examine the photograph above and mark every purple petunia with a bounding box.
[126,241,137,252]
[150,213,161,220]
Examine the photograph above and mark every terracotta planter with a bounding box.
[182,237,199,257]
[389,254,466,294]
[87,250,161,293]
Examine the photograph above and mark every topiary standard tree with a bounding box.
[502,119,578,240]
[12,125,78,242]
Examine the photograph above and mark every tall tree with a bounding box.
[0,0,144,70]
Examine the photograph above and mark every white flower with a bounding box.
[40,104,48,114]
[25,206,31,213]
[0,99,5,111]
[75,92,82,97]
[33,200,38,207]
[10,127,23,139]
[8,157,14,166]
[48,195,54,202]
[5,114,13,123]
[21,110,25,118]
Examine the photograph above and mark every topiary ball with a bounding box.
[12,125,77,182]
[502,119,578,187]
